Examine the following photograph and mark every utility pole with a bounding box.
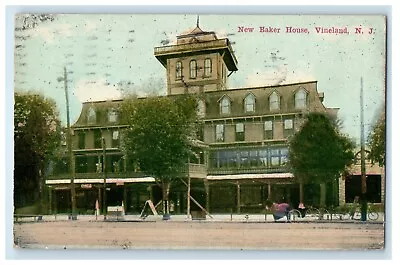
[360,77,367,221]
[62,66,77,219]
[187,158,191,219]
[102,137,107,219]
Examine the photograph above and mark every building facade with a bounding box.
[45,23,382,216]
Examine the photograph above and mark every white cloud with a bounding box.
[83,19,98,32]
[31,23,73,44]
[74,79,122,103]
[245,65,316,87]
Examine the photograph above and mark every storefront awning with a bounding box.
[46,177,156,185]
[206,173,294,180]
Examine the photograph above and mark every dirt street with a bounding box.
[13,220,385,250]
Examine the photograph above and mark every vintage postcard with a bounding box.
[12,13,386,252]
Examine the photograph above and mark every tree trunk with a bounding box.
[38,159,45,214]
[299,179,304,204]
[162,180,171,220]
[319,183,326,208]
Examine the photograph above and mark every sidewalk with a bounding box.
[13,213,386,223]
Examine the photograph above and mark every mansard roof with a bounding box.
[73,81,335,128]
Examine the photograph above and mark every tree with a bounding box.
[120,95,198,218]
[14,92,61,212]
[288,113,355,207]
[368,113,385,167]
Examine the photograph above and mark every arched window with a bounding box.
[244,93,255,112]
[87,107,96,124]
[204,58,212,77]
[197,100,205,118]
[220,96,231,115]
[176,61,182,80]
[295,88,307,109]
[190,60,197,79]
[269,91,280,111]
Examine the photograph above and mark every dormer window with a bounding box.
[295,88,308,109]
[190,60,197,79]
[219,96,231,115]
[204,58,212,77]
[197,100,206,118]
[269,91,280,111]
[244,93,256,112]
[176,61,182,80]
[108,108,119,123]
[87,107,96,124]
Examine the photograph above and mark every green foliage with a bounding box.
[120,94,198,182]
[289,112,355,184]
[14,92,61,207]
[368,114,385,167]
[14,93,61,160]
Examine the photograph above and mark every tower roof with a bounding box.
[154,19,238,72]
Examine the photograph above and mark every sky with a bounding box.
[13,14,386,142]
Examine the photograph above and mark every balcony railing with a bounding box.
[47,163,207,180]
[155,39,229,55]
[207,166,288,175]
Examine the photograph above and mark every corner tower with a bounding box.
[154,20,238,95]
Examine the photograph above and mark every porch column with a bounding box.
[299,182,304,204]
[286,186,291,203]
[123,186,127,212]
[204,180,210,212]
[98,187,102,213]
[48,186,52,214]
[267,183,272,200]
[53,189,57,214]
[236,183,241,214]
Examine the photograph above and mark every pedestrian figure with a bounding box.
[298,202,306,218]
[266,200,291,222]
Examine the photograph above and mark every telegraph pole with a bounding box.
[63,66,77,218]
[102,137,107,219]
[360,77,367,221]
[187,158,191,219]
